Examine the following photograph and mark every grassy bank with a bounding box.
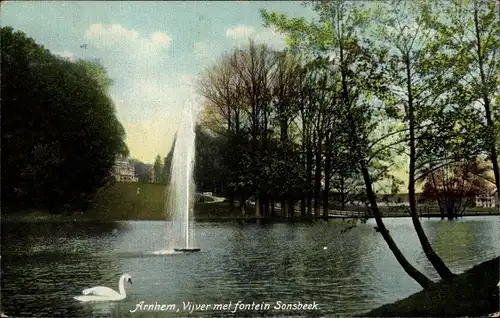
[89,182,221,220]
[364,256,500,317]
[89,182,168,220]
[2,182,498,222]
[1,182,215,222]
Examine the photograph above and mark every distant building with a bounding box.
[112,157,138,182]
[475,189,498,208]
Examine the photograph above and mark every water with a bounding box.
[165,100,197,251]
[1,216,498,317]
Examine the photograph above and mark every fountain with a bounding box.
[164,99,200,253]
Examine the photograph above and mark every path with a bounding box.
[200,194,225,204]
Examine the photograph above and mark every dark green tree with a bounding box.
[1,27,128,211]
[153,154,164,184]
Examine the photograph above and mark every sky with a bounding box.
[1,1,315,164]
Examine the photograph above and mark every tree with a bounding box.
[198,40,308,217]
[419,159,491,219]
[161,135,177,185]
[198,52,246,212]
[130,159,153,183]
[421,0,500,210]
[194,125,225,193]
[153,154,164,184]
[262,0,435,289]
[1,27,128,211]
[372,0,458,279]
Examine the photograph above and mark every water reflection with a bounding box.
[1,216,498,317]
[423,218,500,271]
[1,222,127,317]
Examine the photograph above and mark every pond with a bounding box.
[1,216,499,317]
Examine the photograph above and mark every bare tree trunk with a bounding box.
[270,197,276,217]
[229,192,235,213]
[300,196,306,216]
[240,193,246,215]
[255,196,261,217]
[262,195,269,217]
[307,196,312,216]
[283,200,289,219]
[340,174,346,211]
[306,143,313,216]
[289,199,295,219]
[323,133,332,217]
[314,149,322,217]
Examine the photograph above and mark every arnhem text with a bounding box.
[130,300,319,314]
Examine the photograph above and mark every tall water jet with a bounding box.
[165,99,200,253]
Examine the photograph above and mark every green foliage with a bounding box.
[419,159,491,218]
[1,27,128,211]
[130,159,153,183]
[153,154,164,184]
[198,0,498,223]
[416,0,500,194]
[194,125,226,193]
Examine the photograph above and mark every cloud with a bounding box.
[225,25,255,39]
[81,23,196,163]
[84,23,171,71]
[54,50,77,61]
[85,24,172,50]
[224,24,285,49]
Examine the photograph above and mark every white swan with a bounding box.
[74,274,132,302]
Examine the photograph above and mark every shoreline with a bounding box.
[364,256,499,317]
[1,208,498,223]
[5,183,496,222]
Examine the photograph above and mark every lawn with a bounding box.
[88,182,168,220]
[88,182,223,221]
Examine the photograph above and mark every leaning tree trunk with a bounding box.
[406,55,455,280]
[340,42,433,288]
[361,165,434,289]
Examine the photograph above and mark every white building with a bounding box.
[112,158,138,182]
[475,189,498,208]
